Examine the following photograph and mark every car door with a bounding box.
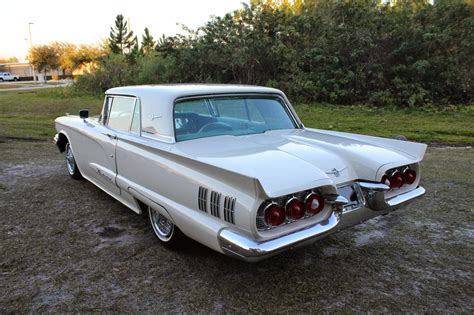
[83,95,137,196]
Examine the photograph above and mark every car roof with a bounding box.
[104,84,291,143]
[106,84,283,100]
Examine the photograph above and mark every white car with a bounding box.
[0,72,19,81]
[54,84,426,262]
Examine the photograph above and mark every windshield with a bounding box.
[173,96,297,141]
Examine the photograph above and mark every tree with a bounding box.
[140,27,156,55]
[51,42,77,74]
[108,14,134,54]
[29,45,59,75]
[125,36,140,64]
[74,44,108,72]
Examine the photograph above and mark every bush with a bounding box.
[76,0,474,107]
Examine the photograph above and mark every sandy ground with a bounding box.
[0,140,473,312]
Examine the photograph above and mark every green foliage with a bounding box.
[108,14,135,55]
[29,45,59,75]
[81,0,474,107]
[140,28,156,56]
[75,54,135,93]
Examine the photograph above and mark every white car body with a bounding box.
[0,72,19,81]
[54,84,426,261]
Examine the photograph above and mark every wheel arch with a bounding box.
[55,132,69,153]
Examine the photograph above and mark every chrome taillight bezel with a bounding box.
[256,188,329,231]
[382,164,418,191]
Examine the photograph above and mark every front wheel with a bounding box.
[13,78,18,81]
[148,206,186,249]
[65,143,83,179]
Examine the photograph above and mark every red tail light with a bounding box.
[305,193,324,215]
[264,203,286,226]
[381,175,391,187]
[286,198,305,220]
[403,169,417,185]
[390,172,404,189]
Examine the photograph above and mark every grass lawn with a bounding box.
[0,88,472,144]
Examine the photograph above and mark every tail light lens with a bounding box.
[264,203,286,226]
[286,198,305,220]
[403,169,417,185]
[305,193,324,215]
[390,172,404,189]
[381,175,391,187]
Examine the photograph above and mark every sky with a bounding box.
[0,0,249,61]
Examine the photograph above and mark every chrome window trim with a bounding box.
[104,94,141,135]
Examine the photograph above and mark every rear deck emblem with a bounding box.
[327,167,347,177]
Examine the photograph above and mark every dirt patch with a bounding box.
[0,141,473,312]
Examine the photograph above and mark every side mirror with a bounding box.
[79,109,89,119]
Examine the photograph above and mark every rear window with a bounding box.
[174,96,296,141]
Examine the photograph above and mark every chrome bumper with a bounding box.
[218,185,425,262]
[218,211,341,262]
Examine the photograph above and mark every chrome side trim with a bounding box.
[218,211,341,262]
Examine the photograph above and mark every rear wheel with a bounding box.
[148,206,186,249]
[65,143,83,179]
[13,78,18,81]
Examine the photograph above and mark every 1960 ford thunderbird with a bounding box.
[54,84,426,262]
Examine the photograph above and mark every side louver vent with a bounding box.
[198,186,208,212]
[224,196,236,224]
[210,191,221,218]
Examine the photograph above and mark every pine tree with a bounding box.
[109,14,134,54]
[140,28,156,56]
[125,36,140,64]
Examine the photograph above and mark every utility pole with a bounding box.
[28,22,37,82]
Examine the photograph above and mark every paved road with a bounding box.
[0,81,72,92]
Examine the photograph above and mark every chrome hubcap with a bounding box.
[149,207,174,242]
[65,144,75,175]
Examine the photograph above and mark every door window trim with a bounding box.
[103,94,141,136]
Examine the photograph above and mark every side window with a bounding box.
[107,96,136,132]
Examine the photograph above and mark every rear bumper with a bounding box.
[218,185,425,262]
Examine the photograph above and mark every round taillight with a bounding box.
[264,203,286,226]
[390,172,404,189]
[285,198,305,220]
[403,169,417,185]
[305,193,324,215]
[381,175,391,187]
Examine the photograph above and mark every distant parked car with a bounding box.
[53,84,427,262]
[0,72,19,81]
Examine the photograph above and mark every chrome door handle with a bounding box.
[102,132,117,140]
